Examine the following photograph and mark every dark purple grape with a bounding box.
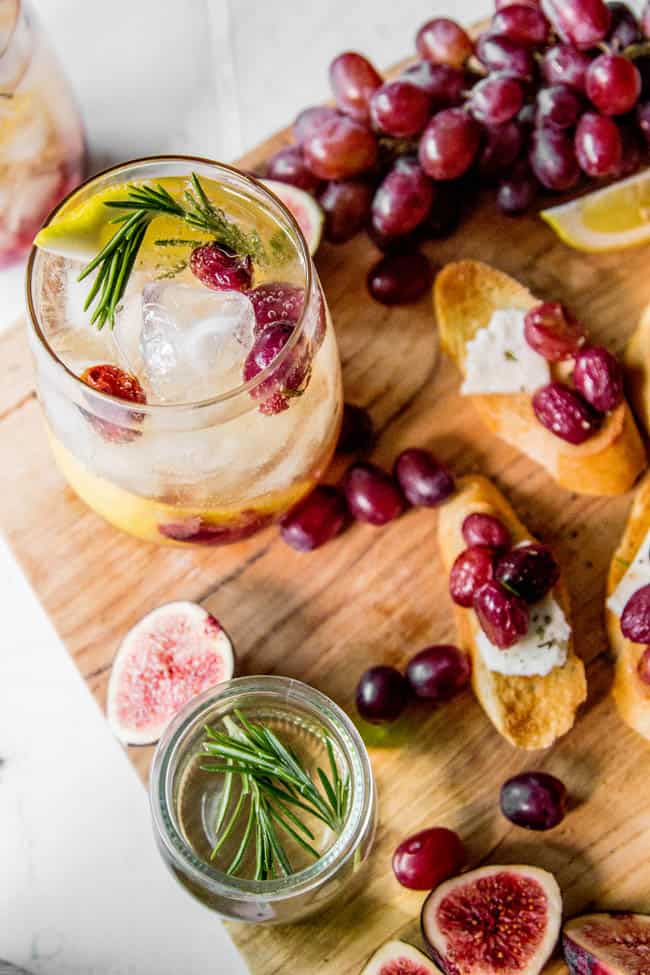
[329,51,382,123]
[585,54,641,116]
[400,61,465,107]
[613,121,645,177]
[637,647,650,685]
[529,126,580,190]
[573,345,624,412]
[491,3,549,45]
[497,160,538,214]
[541,0,611,49]
[532,382,601,444]
[500,771,568,830]
[470,74,525,125]
[394,447,455,507]
[462,513,511,550]
[479,122,525,181]
[337,403,375,453]
[370,80,432,137]
[494,543,560,603]
[371,157,435,237]
[524,302,586,361]
[621,585,650,643]
[190,243,252,292]
[541,44,591,91]
[536,84,583,129]
[280,486,347,551]
[406,645,471,700]
[425,180,465,236]
[293,106,340,145]
[575,112,622,177]
[356,665,410,723]
[367,251,433,305]
[248,282,304,333]
[319,179,372,243]
[343,462,405,525]
[449,546,496,607]
[265,145,322,193]
[473,581,530,649]
[607,2,642,50]
[419,108,481,180]
[416,18,474,68]
[476,32,535,79]
[303,115,378,180]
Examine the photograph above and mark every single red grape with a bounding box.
[392,827,465,890]
[473,581,530,649]
[573,345,624,412]
[371,157,435,237]
[319,179,373,243]
[450,546,496,607]
[329,51,382,123]
[419,108,481,180]
[406,645,471,700]
[303,115,378,180]
[243,322,309,415]
[280,486,348,551]
[343,463,405,525]
[400,61,465,108]
[394,447,455,507]
[575,112,623,177]
[190,242,252,291]
[293,106,340,144]
[494,543,560,603]
[476,32,535,79]
[356,665,410,723]
[529,126,580,190]
[416,18,473,68]
[541,0,611,49]
[536,84,583,129]
[541,43,591,91]
[265,145,322,193]
[462,513,511,550]
[524,302,586,361]
[370,79,432,137]
[532,382,602,444]
[367,252,433,305]
[491,3,549,45]
[500,772,568,830]
[470,74,525,125]
[497,161,539,214]
[621,585,650,644]
[585,53,641,116]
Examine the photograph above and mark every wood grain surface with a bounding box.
[2,116,650,975]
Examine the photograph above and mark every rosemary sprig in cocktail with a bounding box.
[200,711,350,881]
[78,173,266,330]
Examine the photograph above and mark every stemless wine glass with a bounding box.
[26,157,343,547]
[0,0,85,267]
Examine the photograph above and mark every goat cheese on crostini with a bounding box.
[461,308,550,396]
[476,593,570,677]
[607,527,650,617]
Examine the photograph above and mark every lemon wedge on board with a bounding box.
[541,170,650,252]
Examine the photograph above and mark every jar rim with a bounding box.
[149,675,375,903]
[25,155,314,414]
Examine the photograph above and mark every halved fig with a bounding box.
[563,912,650,975]
[107,601,235,746]
[361,940,441,975]
[421,864,562,975]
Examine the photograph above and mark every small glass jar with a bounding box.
[150,676,376,924]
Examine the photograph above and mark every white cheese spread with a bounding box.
[476,593,570,677]
[607,527,650,617]
[461,308,550,396]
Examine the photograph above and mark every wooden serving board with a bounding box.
[4,107,650,975]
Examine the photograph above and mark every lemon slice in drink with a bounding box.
[541,171,650,252]
[34,183,139,260]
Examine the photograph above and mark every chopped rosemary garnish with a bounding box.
[200,711,349,881]
[504,349,518,362]
[78,173,267,330]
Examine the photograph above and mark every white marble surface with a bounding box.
[1,1,491,972]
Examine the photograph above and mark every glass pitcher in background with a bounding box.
[0,0,84,268]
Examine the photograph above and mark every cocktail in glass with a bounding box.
[27,157,342,546]
[1,0,85,267]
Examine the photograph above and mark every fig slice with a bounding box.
[421,864,562,975]
[107,601,235,746]
[563,912,650,975]
[361,940,442,975]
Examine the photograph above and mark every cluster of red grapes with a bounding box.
[264,0,650,304]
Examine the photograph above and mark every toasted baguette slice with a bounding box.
[438,474,587,749]
[435,260,646,496]
[606,471,650,741]
[625,302,650,436]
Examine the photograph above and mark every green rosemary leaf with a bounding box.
[213,761,234,838]
[154,237,205,248]
[210,788,247,860]
[316,766,339,813]
[267,805,321,861]
[227,798,256,876]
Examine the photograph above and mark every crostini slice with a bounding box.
[434,260,645,496]
[438,474,587,749]
[606,471,650,741]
